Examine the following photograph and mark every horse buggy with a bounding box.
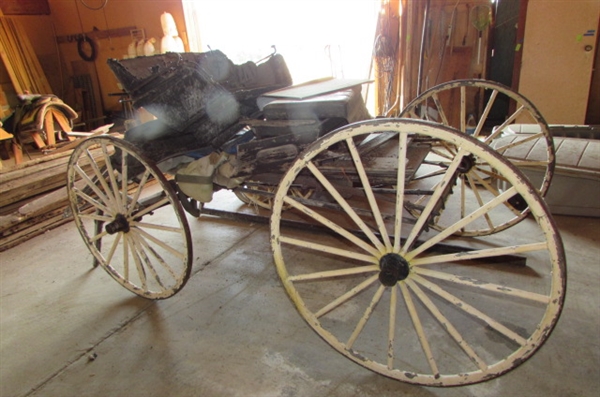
[66,50,565,386]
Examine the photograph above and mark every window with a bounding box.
[183,0,379,87]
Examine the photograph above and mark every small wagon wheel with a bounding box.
[399,79,555,236]
[270,119,565,386]
[67,136,193,299]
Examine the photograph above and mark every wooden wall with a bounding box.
[2,0,598,126]
[1,0,187,126]
[375,0,493,117]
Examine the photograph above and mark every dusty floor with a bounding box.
[1,191,599,397]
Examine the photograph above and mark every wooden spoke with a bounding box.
[314,274,379,318]
[84,148,117,210]
[432,93,449,125]
[130,221,183,234]
[126,233,148,290]
[494,132,545,153]
[412,168,447,181]
[346,137,391,250]
[412,274,528,346]
[466,173,495,230]
[104,232,122,266]
[127,196,171,221]
[288,265,379,282]
[126,169,152,217]
[406,187,518,259]
[413,268,550,304]
[399,283,440,377]
[80,213,114,223]
[306,161,385,252]
[394,132,409,251]
[402,149,467,253]
[74,165,114,212]
[101,142,124,210]
[74,188,112,215]
[412,241,548,266]
[483,105,527,144]
[134,226,187,260]
[470,171,523,216]
[122,232,130,281]
[387,285,398,369]
[406,279,488,371]
[473,89,498,138]
[131,232,168,289]
[283,195,379,256]
[346,285,386,349]
[280,235,377,266]
[460,85,466,132]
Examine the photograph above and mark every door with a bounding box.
[518,0,599,124]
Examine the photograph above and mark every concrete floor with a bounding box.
[1,191,599,397]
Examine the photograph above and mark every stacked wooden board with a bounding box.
[0,16,53,95]
[0,149,101,251]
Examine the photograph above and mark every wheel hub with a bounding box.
[507,193,528,212]
[105,213,130,234]
[379,253,410,286]
[457,154,476,174]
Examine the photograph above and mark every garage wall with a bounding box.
[518,0,599,124]
[2,0,187,126]
[2,0,598,127]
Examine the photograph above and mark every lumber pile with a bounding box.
[0,17,53,95]
[0,147,107,251]
[0,125,115,251]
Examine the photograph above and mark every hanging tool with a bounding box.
[470,4,492,64]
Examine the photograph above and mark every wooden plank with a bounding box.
[0,17,52,94]
[52,123,113,154]
[0,147,106,208]
[11,141,22,164]
[0,153,70,182]
[263,78,372,100]
[0,169,69,208]
[29,131,46,149]
[0,149,71,175]
[11,17,52,93]
[44,110,55,147]
[0,208,72,252]
[0,186,68,233]
[51,108,74,140]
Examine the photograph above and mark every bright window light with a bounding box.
[184,0,380,85]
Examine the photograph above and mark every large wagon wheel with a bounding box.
[67,136,193,299]
[270,119,565,386]
[399,79,555,236]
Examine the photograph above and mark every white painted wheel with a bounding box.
[67,136,192,299]
[400,79,555,236]
[270,119,566,386]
